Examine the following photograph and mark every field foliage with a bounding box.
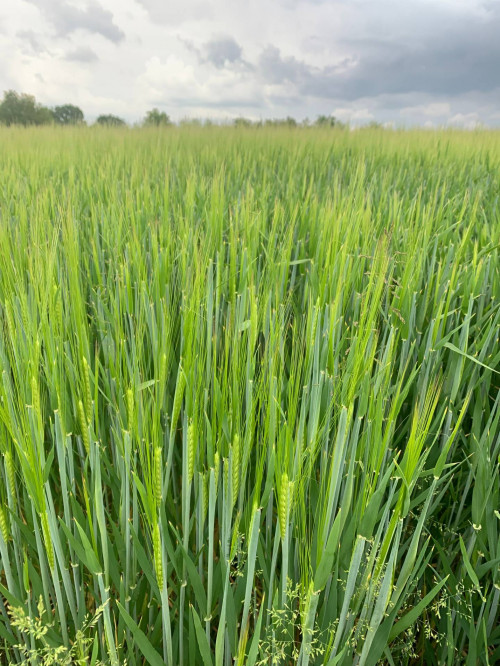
[0,127,499,664]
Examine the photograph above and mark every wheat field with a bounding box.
[0,126,498,664]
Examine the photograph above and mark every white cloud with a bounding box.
[140,55,262,112]
[332,106,375,123]
[0,0,498,125]
[448,112,482,129]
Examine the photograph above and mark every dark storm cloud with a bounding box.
[335,20,500,99]
[65,46,99,63]
[258,8,500,101]
[258,46,353,95]
[180,36,249,70]
[25,0,124,43]
[205,38,243,68]
[258,46,307,84]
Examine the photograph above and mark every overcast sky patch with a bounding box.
[0,0,498,125]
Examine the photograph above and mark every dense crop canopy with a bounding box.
[0,127,498,664]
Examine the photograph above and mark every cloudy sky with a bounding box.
[0,0,499,126]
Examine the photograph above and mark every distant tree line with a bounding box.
[0,91,126,127]
[0,91,54,126]
[231,115,346,128]
[0,90,351,129]
[0,92,178,128]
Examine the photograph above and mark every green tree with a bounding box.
[144,108,171,127]
[263,117,298,128]
[53,104,84,125]
[0,90,53,126]
[96,114,126,127]
[315,114,343,128]
[233,117,252,128]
